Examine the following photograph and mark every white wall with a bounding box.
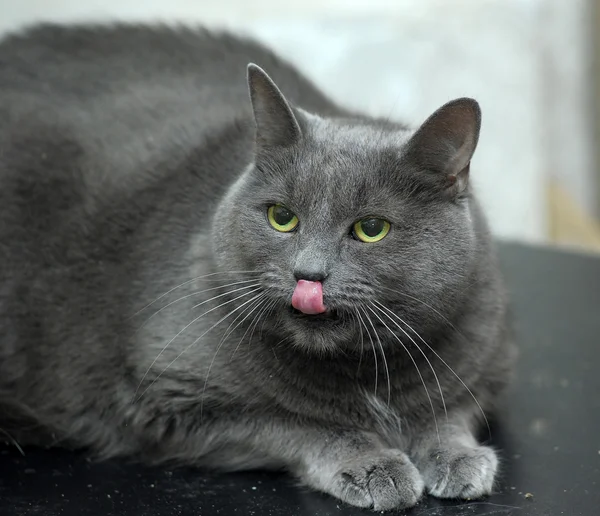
[538,0,597,216]
[1,0,593,243]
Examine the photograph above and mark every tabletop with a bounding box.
[1,241,599,516]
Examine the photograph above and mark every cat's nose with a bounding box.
[293,269,328,283]
[293,244,330,283]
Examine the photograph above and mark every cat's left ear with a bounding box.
[404,98,481,196]
[247,63,302,148]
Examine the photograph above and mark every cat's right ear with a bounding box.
[403,98,481,197]
[247,63,301,148]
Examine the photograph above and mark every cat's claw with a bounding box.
[333,449,424,511]
[421,445,498,499]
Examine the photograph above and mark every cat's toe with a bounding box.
[421,445,498,499]
[335,449,424,511]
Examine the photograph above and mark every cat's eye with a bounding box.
[352,218,391,243]
[267,204,299,232]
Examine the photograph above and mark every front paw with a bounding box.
[333,449,424,511]
[421,445,498,499]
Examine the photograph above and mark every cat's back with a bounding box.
[0,24,338,191]
[0,23,333,105]
[0,24,255,143]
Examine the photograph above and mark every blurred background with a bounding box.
[1,0,599,253]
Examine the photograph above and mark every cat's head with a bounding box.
[212,64,484,354]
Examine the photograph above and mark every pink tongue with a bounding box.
[291,280,327,315]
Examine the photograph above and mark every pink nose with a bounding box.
[291,280,327,315]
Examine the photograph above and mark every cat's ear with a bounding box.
[247,63,301,148]
[404,98,481,196]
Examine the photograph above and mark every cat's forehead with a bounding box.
[288,114,413,193]
[275,120,415,217]
[301,112,413,152]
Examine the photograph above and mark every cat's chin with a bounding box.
[284,307,355,354]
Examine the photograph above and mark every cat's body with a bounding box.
[0,24,514,510]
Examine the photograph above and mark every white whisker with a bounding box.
[129,270,260,318]
[367,304,440,445]
[379,303,491,439]
[208,297,262,371]
[253,298,278,343]
[361,306,391,407]
[135,291,264,405]
[374,300,448,424]
[217,296,264,351]
[380,286,466,340]
[190,282,261,310]
[199,293,269,420]
[352,311,364,374]
[270,335,292,360]
[229,297,271,362]
[234,297,273,359]
[132,286,261,401]
[0,427,25,456]
[257,298,278,338]
[246,302,269,349]
[134,279,261,332]
[355,308,378,396]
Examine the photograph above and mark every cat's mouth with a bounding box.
[288,306,340,322]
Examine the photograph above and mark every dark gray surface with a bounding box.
[1,241,599,515]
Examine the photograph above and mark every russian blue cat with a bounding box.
[0,24,514,511]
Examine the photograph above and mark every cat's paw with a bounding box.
[421,444,498,499]
[332,449,424,511]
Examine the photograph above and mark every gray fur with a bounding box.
[0,23,515,511]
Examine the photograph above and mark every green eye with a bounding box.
[267,204,299,232]
[353,218,391,243]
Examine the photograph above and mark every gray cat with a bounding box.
[0,24,515,511]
